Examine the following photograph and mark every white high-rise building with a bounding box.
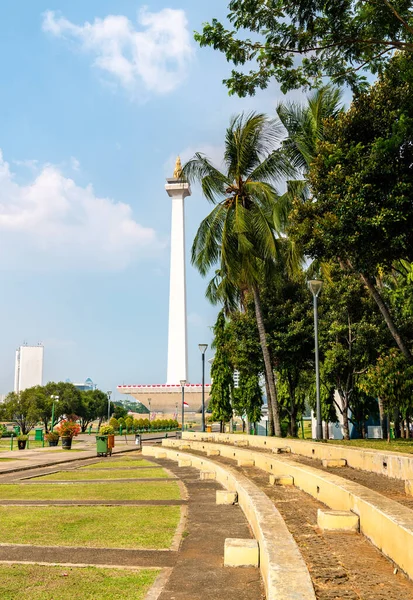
[14,345,44,393]
[165,157,191,384]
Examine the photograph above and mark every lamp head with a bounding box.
[106,390,112,397]
[198,343,208,354]
[180,379,187,387]
[308,279,323,298]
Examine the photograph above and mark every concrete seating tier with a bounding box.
[163,436,413,581]
[185,432,413,482]
[143,445,316,600]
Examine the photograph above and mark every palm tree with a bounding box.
[274,85,344,231]
[183,112,292,436]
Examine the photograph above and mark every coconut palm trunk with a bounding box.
[252,285,281,436]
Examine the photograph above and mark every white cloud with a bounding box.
[42,7,193,95]
[0,149,160,270]
[13,159,39,171]
[70,156,80,171]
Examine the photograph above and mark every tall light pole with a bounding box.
[198,344,208,432]
[107,391,112,423]
[180,379,186,433]
[308,279,323,440]
[50,395,59,431]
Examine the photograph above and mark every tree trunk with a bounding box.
[324,420,329,440]
[406,418,410,439]
[378,397,386,439]
[340,394,350,440]
[359,273,412,361]
[263,370,274,436]
[252,285,281,436]
[290,410,297,437]
[393,408,400,438]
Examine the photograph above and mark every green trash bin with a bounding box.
[34,428,43,441]
[96,435,108,457]
[14,426,20,436]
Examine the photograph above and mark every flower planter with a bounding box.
[48,440,59,447]
[18,440,26,450]
[61,437,72,450]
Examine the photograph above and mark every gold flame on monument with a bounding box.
[173,156,183,179]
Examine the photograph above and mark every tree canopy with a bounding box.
[196,0,413,95]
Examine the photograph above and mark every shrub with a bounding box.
[99,424,115,435]
[109,417,119,430]
[125,417,133,431]
[45,432,59,442]
[56,421,81,439]
[17,435,28,441]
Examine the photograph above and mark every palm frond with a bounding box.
[182,154,229,204]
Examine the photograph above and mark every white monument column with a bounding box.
[165,157,191,384]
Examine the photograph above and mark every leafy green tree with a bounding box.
[1,389,41,435]
[360,349,413,438]
[184,112,292,436]
[113,403,128,420]
[77,389,109,432]
[43,381,83,422]
[125,417,133,432]
[227,308,263,427]
[210,311,234,430]
[195,1,413,95]
[319,266,389,439]
[290,52,413,360]
[263,267,314,436]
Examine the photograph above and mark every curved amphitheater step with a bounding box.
[194,438,413,511]
[207,453,413,600]
[157,442,413,599]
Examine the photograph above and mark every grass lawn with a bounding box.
[0,505,181,548]
[79,459,157,469]
[0,564,159,600]
[34,468,168,481]
[0,481,181,501]
[325,438,413,454]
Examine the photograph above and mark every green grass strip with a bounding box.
[0,564,159,600]
[0,481,181,501]
[0,505,180,548]
[34,468,168,481]
[79,459,157,469]
[325,438,413,454]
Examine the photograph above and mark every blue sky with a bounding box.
[0,1,345,399]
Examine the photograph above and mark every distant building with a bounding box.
[66,378,95,392]
[14,345,44,393]
[233,370,240,389]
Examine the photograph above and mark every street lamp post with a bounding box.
[198,344,208,432]
[308,279,323,441]
[50,395,59,431]
[180,379,186,433]
[107,391,112,423]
